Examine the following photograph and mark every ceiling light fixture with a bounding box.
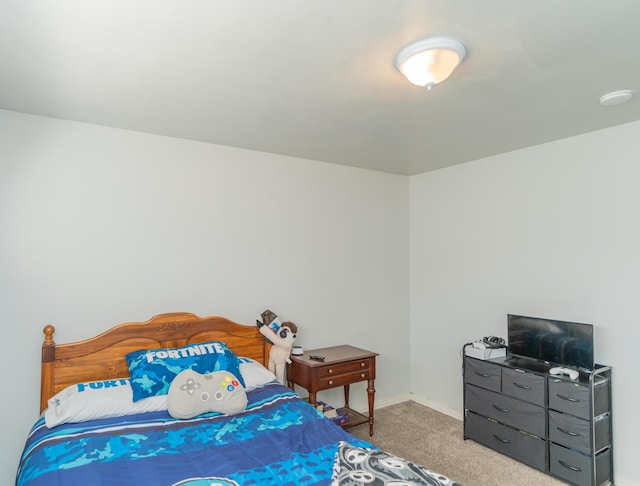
[395,37,466,90]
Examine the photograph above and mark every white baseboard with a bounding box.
[349,393,412,414]
[613,476,640,486]
[350,393,463,422]
[408,393,463,421]
[373,393,414,410]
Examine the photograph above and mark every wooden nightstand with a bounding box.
[287,345,378,436]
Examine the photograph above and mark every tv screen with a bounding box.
[507,314,594,370]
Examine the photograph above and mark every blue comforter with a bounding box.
[17,383,371,486]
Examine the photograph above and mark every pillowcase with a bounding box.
[44,378,167,428]
[238,357,277,390]
[125,341,244,402]
[167,369,247,419]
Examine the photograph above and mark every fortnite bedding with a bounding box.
[17,382,370,486]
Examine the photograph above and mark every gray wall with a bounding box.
[1,110,410,486]
[4,108,638,485]
[410,120,640,485]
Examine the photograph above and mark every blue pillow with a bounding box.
[125,341,245,402]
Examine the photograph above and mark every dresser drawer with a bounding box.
[549,410,591,454]
[318,358,372,378]
[550,443,611,486]
[465,358,501,392]
[549,379,589,418]
[549,378,611,420]
[549,410,611,454]
[502,368,545,406]
[465,411,546,471]
[465,384,545,437]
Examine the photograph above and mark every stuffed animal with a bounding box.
[256,310,298,384]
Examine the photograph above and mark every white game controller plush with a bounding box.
[168,369,248,419]
[549,367,579,380]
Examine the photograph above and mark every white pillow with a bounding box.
[45,378,167,428]
[238,357,276,390]
[44,360,274,427]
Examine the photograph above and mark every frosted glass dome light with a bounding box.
[395,37,466,90]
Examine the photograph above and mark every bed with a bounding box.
[17,312,460,486]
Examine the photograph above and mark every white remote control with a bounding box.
[549,367,579,380]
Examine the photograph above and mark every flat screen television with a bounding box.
[507,314,594,371]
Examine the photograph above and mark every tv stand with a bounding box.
[463,349,613,485]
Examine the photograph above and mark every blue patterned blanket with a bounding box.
[17,383,371,486]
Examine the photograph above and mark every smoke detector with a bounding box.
[599,89,636,106]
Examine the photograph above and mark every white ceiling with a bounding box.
[1,1,639,176]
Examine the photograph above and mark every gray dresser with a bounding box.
[463,350,613,485]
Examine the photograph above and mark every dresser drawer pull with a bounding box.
[557,427,580,437]
[492,434,510,444]
[361,373,365,378]
[492,404,510,413]
[556,394,580,403]
[558,460,582,472]
[361,362,366,367]
[328,380,333,385]
[474,371,490,378]
[512,382,532,390]
[328,369,333,374]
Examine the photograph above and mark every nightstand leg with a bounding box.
[367,378,375,436]
[308,391,317,407]
[343,384,350,408]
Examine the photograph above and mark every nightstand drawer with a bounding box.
[318,359,372,378]
[320,370,370,388]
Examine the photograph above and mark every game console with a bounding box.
[464,341,506,360]
[549,367,579,380]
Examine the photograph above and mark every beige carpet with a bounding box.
[349,400,565,486]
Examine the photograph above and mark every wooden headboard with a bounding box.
[40,312,270,413]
